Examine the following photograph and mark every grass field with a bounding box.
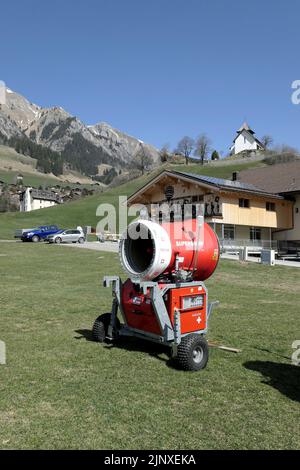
[0,170,62,187]
[0,159,265,240]
[0,242,299,450]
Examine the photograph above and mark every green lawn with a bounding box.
[0,243,299,449]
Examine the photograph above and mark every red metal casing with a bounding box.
[121,279,207,337]
[161,219,219,282]
[166,284,207,333]
[121,279,161,335]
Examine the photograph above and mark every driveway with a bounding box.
[60,241,119,253]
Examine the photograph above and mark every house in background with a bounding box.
[230,122,265,155]
[238,161,300,248]
[127,170,293,252]
[20,187,61,212]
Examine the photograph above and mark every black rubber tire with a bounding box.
[92,313,120,343]
[176,335,209,371]
[55,237,62,244]
[31,235,40,243]
[78,237,85,244]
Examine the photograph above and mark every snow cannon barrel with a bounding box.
[119,219,220,282]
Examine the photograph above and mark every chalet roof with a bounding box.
[21,188,59,202]
[31,189,59,202]
[238,161,300,194]
[127,170,283,204]
[172,171,282,198]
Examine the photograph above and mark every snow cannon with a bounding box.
[119,218,220,282]
[92,217,220,372]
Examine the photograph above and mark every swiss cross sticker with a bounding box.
[196,317,201,324]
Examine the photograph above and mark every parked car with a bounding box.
[15,228,36,239]
[47,229,85,244]
[20,225,61,243]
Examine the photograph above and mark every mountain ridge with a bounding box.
[0,87,159,176]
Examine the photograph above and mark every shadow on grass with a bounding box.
[74,329,177,368]
[107,337,173,366]
[244,361,300,403]
[74,329,94,342]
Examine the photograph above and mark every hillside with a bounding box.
[0,145,99,187]
[0,144,61,186]
[172,159,265,178]
[0,144,37,170]
[0,159,266,239]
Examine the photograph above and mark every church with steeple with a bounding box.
[230,122,265,155]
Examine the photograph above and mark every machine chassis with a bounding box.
[103,275,219,358]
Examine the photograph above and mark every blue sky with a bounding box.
[0,0,299,155]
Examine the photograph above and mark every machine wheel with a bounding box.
[78,237,85,244]
[92,313,120,343]
[55,237,62,244]
[31,235,40,243]
[176,335,209,371]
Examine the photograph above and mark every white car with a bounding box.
[47,229,85,244]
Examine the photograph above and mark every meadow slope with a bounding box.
[0,160,265,239]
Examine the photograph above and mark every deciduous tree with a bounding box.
[176,136,195,165]
[195,134,212,165]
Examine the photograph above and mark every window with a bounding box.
[250,227,261,241]
[239,198,250,208]
[266,202,276,212]
[224,225,235,240]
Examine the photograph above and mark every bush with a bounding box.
[264,146,300,165]
[211,150,220,161]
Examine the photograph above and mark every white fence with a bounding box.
[220,239,278,253]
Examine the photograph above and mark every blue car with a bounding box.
[21,225,61,243]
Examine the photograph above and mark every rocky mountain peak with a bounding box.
[2,87,41,131]
[0,86,159,176]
